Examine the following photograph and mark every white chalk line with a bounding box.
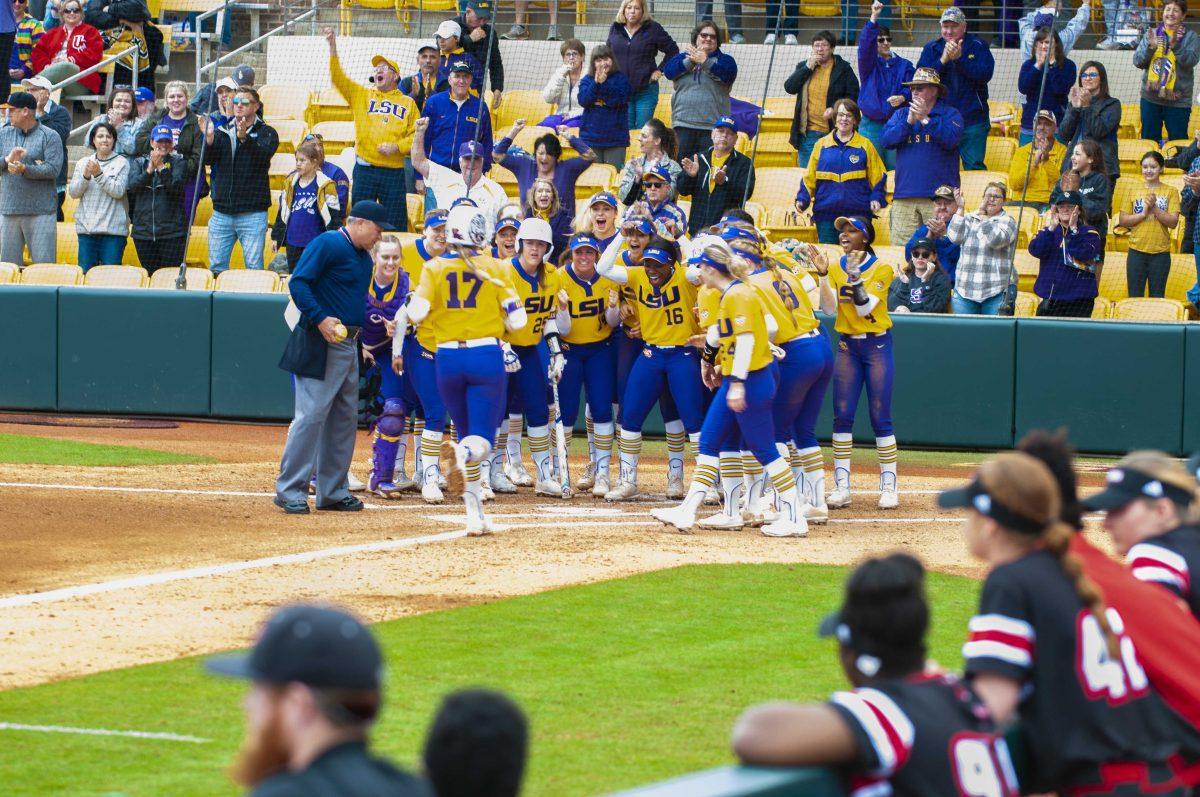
[0,722,210,743]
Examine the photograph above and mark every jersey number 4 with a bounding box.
[949,732,1019,797]
[1076,607,1149,705]
[446,272,483,309]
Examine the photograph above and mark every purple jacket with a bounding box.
[606,20,679,94]
[1030,222,1101,302]
[857,20,915,124]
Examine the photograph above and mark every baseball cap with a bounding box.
[436,19,462,39]
[1053,190,1083,208]
[626,216,655,235]
[417,42,437,54]
[642,245,675,265]
[449,60,474,75]
[205,604,383,691]
[642,164,671,183]
[940,6,966,24]
[349,200,398,231]
[834,215,875,244]
[909,238,938,257]
[232,63,255,86]
[496,215,521,232]
[134,86,155,103]
[6,91,35,110]
[1082,466,1197,512]
[570,233,600,252]
[589,191,618,209]
[719,225,758,245]
[424,208,449,228]
[1034,109,1057,126]
[215,76,239,92]
[150,124,174,142]
[713,115,737,131]
[21,75,52,91]
[932,184,956,201]
[938,478,1048,535]
[458,140,486,159]
[464,0,492,18]
[371,54,400,74]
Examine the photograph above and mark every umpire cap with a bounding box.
[206,604,383,690]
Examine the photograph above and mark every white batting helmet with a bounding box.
[516,217,554,262]
[444,205,493,248]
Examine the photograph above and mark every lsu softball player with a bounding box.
[652,237,806,537]
[406,205,526,536]
[574,191,620,251]
[598,232,704,502]
[811,216,899,511]
[555,232,623,497]
[491,217,569,498]
[492,212,520,260]
[362,235,410,498]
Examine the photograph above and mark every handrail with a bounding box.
[195,7,317,84]
[47,44,140,95]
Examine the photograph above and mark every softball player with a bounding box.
[406,205,526,536]
[941,453,1195,795]
[598,233,704,501]
[652,237,805,538]
[492,212,520,260]
[1085,452,1200,620]
[812,216,899,511]
[362,235,410,498]
[574,191,620,251]
[555,232,622,497]
[734,554,1020,797]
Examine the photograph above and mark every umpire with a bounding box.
[275,201,394,514]
[206,604,430,796]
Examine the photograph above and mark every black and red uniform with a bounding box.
[964,550,1191,796]
[828,674,1018,797]
[1126,524,1200,620]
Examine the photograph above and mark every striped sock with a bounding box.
[594,421,614,478]
[718,451,744,517]
[766,457,802,523]
[447,419,459,443]
[877,435,898,492]
[743,451,765,514]
[528,425,552,482]
[788,441,802,484]
[797,445,826,508]
[413,416,426,476]
[681,453,720,515]
[664,420,686,483]
[832,432,853,490]
[506,414,524,468]
[420,429,442,486]
[618,428,642,484]
[585,405,596,464]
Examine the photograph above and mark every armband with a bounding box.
[850,282,870,306]
[545,331,563,356]
[701,342,720,365]
[502,298,521,315]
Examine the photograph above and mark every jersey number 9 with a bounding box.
[446,272,483,310]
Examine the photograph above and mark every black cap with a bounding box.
[938,478,1047,535]
[1081,466,1196,512]
[6,91,36,110]
[205,604,383,690]
[1053,190,1083,208]
[910,237,938,256]
[349,200,397,231]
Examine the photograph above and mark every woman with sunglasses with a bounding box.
[30,0,101,98]
[662,21,737,162]
[887,237,951,313]
[1059,61,1121,186]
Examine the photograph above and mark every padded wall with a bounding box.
[210,293,294,419]
[0,286,58,410]
[1183,325,1200,454]
[610,766,841,796]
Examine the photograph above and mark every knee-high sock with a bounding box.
[787,441,802,484]
[743,451,766,512]
[718,451,744,517]
[618,428,642,484]
[447,419,458,443]
[506,414,524,468]
[463,460,484,521]
[877,434,898,492]
[412,416,426,476]
[594,421,614,476]
[766,458,802,522]
[797,445,826,509]
[680,453,719,518]
[395,416,413,476]
[585,405,596,464]
[420,429,442,486]
[664,420,686,482]
[832,432,853,490]
[528,424,552,482]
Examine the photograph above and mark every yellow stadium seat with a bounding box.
[407,193,424,230]
[310,121,356,155]
[0,262,18,283]
[258,84,312,122]
[61,192,79,223]
[490,163,518,192]
[760,207,816,243]
[985,137,1016,173]
[1012,250,1040,293]
[1091,296,1112,319]
[1112,297,1188,321]
[988,100,1018,138]
[148,266,214,290]
[307,88,352,127]
[189,194,214,228]
[747,131,797,168]
[84,265,149,287]
[21,263,84,285]
[960,171,1008,209]
[756,96,793,136]
[493,90,552,134]
[872,212,891,246]
[874,245,906,266]
[272,119,309,155]
[327,146,357,178]
[339,0,404,36]
[1097,251,1127,300]
[1118,139,1160,172]
[395,0,457,34]
[575,163,618,201]
[654,92,671,126]
[800,0,838,13]
[270,153,298,192]
[1014,291,1038,317]
[744,201,766,226]
[186,225,209,267]
[1167,254,1197,302]
[55,222,79,266]
[215,269,281,293]
[750,167,804,207]
[1118,104,1140,140]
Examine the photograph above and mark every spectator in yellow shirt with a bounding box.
[1118,150,1180,298]
[1008,109,1066,210]
[324,27,417,232]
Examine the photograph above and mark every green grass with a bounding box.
[0,434,213,466]
[0,564,980,796]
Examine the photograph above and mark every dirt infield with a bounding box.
[0,419,1096,691]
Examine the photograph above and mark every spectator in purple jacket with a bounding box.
[607,0,678,130]
[578,44,632,169]
[916,6,994,172]
[1017,27,1076,145]
[857,0,914,171]
[493,120,596,206]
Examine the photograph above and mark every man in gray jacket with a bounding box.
[0,91,62,264]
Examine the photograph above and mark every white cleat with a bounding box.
[422,481,444,504]
[490,469,518,494]
[466,513,493,537]
[803,504,830,525]
[827,486,852,509]
[741,509,765,528]
[651,505,696,533]
[666,475,686,500]
[761,517,809,537]
[480,483,495,502]
[604,480,640,501]
[347,471,366,492]
[703,486,721,505]
[592,471,611,498]
[698,512,745,530]
[576,461,597,490]
[506,463,534,487]
[878,489,899,510]
[394,473,418,492]
[536,478,569,498]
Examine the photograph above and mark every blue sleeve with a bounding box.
[661,52,688,81]
[1018,59,1040,95]
[577,75,599,106]
[288,237,330,325]
[655,24,680,66]
[1066,227,1101,262]
[709,52,737,84]
[927,107,964,149]
[796,179,811,209]
[869,171,887,208]
[880,107,910,148]
[959,39,995,85]
[1028,227,1056,259]
[859,20,879,76]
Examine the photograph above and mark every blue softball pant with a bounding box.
[558,339,615,427]
[786,333,836,449]
[770,333,831,445]
[614,327,681,424]
[379,350,404,402]
[619,346,706,433]
[403,336,447,432]
[506,343,551,427]
[698,368,779,465]
[436,344,508,445]
[832,331,894,436]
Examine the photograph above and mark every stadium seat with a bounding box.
[269,153,298,191]
[1012,250,1040,293]
[338,0,404,36]
[985,137,1016,173]
[874,245,906,265]
[258,83,312,122]
[760,207,816,243]
[872,211,891,246]
[148,266,214,290]
[1014,291,1038,317]
[653,92,671,126]
[1167,254,1198,303]
[21,263,84,285]
[396,0,457,34]
[1118,139,1160,173]
[189,194,214,228]
[744,201,766,226]
[0,262,18,283]
[490,163,518,192]
[1118,104,1141,140]
[492,90,551,133]
[61,192,79,223]
[307,88,352,126]
[327,146,357,177]
[215,269,281,293]
[750,167,804,208]
[1097,252,1127,300]
[272,119,308,154]
[746,131,797,168]
[575,163,618,201]
[406,193,424,230]
[84,265,149,287]
[988,100,1018,138]
[757,96,793,136]
[1091,296,1112,319]
[310,121,356,154]
[55,222,80,266]
[185,225,210,266]
[1112,297,1188,321]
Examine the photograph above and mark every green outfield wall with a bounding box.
[0,287,1193,455]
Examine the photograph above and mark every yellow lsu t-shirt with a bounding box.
[330,55,417,169]
[560,264,618,345]
[402,237,439,351]
[827,255,893,335]
[415,253,520,345]
[717,282,773,377]
[505,259,561,347]
[1126,185,1180,255]
[745,268,804,345]
[625,265,699,346]
[696,285,721,329]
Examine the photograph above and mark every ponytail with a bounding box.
[1043,522,1121,659]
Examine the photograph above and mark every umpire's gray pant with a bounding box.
[1,213,57,265]
[275,339,359,505]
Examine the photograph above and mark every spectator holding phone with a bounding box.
[1117,150,1180,298]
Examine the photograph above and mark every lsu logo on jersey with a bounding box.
[638,285,681,309]
[524,295,556,315]
[571,297,606,318]
[716,318,734,339]
[367,99,410,120]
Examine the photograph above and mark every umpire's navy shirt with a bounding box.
[248,740,431,796]
[288,228,374,327]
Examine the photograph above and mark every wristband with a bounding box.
[701,342,719,365]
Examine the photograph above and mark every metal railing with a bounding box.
[49,45,139,142]
[193,0,317,86]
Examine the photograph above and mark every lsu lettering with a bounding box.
[506,261,561,347]
[366,99,411,120]
[625,266,698,346]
